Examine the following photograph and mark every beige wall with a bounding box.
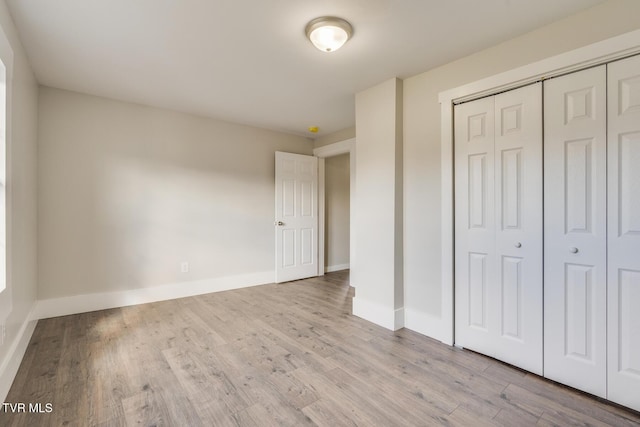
[37,87,312,300]
[324,153,350,270]
[402,0,640,332]
[353,78,403,330]
[0,1,39,396]
[314,127,355,149]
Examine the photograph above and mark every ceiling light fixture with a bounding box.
[305,17,353,53]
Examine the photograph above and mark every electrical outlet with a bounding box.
[180,262,189,273]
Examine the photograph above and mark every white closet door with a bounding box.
[455,84,542,374]
[493,84,543,374]
[543,66,607,398]
[455,96,497,358]
[607,55,640,412]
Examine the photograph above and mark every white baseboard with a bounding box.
[0,305,38,402]
[34,270,274,320]
[325,263,350,273]
[352,297,403,331]
[404,307,454,345]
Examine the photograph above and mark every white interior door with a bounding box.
[455,83,543,374]
[275,152,318,283]
[543,66,607,398]
[607,55,640,412]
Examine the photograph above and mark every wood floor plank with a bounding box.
[258,313,340,358]
[261,369,320,409]
[502,383,634,427]
[380,328,495,374]
[322,366,450,426]
[491,406,541,426]
[328,345,461,415]
[292,365,395,426]
[3,270,640,426]
[301,398,361,427]
[232,403,276,427]
[250,319,340,373]
[121,388,170,427]
[162,346,253,415]
[499,369,640,426]
[12,334,62,403]
[448,404,503,427]
[51,316,90,427]
[340,332,507,405]
[122,378,205,427]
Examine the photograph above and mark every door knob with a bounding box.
[570,247,579,254]
[514,242,522,248]
[275,221,284,226]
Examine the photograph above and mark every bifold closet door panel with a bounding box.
[607,54,640,412]
[543,65,607,398]
[455,84,543,375]
[455,96,497,358]
[493,84,543,375]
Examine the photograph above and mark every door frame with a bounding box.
[436,29,640,346]
[313,138,356,281]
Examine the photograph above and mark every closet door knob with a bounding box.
[570,247,579,254]
[514,242,522,248]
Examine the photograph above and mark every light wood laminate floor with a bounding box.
[2,271,639,426]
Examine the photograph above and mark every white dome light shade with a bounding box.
[305,17,353,52]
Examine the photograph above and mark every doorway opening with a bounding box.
[324,153,350,273]
[314,138,355,285]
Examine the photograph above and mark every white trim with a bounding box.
[317,158,325,276]
[33,271,274,320]
[349,144,356,287]
[313,138,355,158]
[353,296,404,331]
[439,29,640,346]
[405,308,452,345]
[394,307,405,330]
[0,305,37,402]
[313,138,356,286]
[325,263,350,273]
[440,101,455,346]
[0,17,14,325]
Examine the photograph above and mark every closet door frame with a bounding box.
[436,29,640,347]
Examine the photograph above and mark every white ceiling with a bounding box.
[6,0,604,137]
